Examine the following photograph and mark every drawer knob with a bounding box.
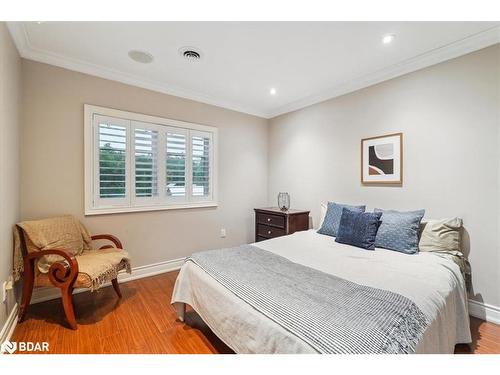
[268,230,272,235]
[267,218,271,222]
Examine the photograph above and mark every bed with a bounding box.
[171,229,471,354]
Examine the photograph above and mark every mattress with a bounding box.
[171,229,471,353]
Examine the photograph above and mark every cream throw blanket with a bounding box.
[75,248,132,291]
[13,215,131,291]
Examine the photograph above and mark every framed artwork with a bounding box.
[361,132,403,185]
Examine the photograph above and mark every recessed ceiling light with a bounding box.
[179,46,203,62]
[382,34,395,44]
[128,50,154,64]
[270,88,277,95]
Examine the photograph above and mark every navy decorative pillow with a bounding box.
[335,209,382,250]
[317,202,366,237]
[374,208,425,254]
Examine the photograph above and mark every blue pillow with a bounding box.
[335,209,382,250]
[318,202,366,237]
[374,209,425,254]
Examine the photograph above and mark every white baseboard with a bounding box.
[30,257,185,305]
[0,303,19,347]
[468,299,500,325]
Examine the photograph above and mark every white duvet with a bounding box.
[172,230,471,354]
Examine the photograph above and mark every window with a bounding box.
[85,105,217,215]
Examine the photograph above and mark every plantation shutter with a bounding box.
[166,130,187,197]
[134,127,159,198]
[87,105,217,214]
[96,116,130,204]
[191,131,211,198]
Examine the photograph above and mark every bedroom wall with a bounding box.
[268,45,500,309]
[0,23,21,333]
[21,60,268,269]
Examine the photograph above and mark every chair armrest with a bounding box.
[26,249,79,288]
[91,234,123,249]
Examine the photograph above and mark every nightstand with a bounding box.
[254,207,310,242]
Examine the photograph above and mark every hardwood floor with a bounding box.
[11,271,500,354]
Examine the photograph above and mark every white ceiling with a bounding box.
[7,22,500,118]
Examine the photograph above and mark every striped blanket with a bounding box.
[187,245,429,354]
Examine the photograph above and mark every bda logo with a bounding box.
[1,340,49,353]
[1,340,17,354]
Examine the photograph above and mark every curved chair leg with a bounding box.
[18,259,35,323]
[61,286,77,330]
[112,278,122,298]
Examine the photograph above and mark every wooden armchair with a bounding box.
[16,218,131,330]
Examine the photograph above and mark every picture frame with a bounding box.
[361,132,403,185]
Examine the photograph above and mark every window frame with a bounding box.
[84,104,218,215]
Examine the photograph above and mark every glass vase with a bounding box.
[277,192,290,211]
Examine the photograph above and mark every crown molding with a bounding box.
[5,22,269,119]
[268,25,500,118]
[7,22,500,120]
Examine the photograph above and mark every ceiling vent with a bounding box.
[179,47,202,62]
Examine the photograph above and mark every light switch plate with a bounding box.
[1,281,6,303]
[2,278,13,303]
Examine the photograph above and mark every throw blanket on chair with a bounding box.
[187,245,429,354]
[13,215,131,291]
[13,215,92,280]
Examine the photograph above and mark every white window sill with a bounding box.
[85,201,218,216]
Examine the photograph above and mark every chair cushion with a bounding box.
[35,248,131,291]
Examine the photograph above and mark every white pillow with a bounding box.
[318,202,328,229]
[419,217,462,252]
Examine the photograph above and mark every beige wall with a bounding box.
[21,60,268,268]
[0,23,21,331]
[12,37,500,320]
[269,45,500,308]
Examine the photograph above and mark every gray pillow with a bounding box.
[317,202,366,237]
[419,218,462,252]
[374,208,425,254]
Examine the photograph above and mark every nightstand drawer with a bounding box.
[256,212,285,228]
[257,224,285,239]
[254,207,310,243]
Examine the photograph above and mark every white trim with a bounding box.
[5,22,267,119]
[268,26,500,118]
[84,104,94,215]
[30,258,185,305]
[85,104,218,215]
[86,104,221,133]
[0,303,19,347]
[85,201,218,216]
[468,299,500,325]
[6,22,500,119]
